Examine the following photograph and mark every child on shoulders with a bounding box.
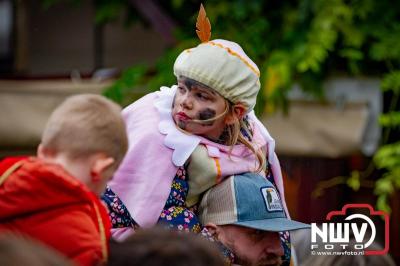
[103,4,292,265]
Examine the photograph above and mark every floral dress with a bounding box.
[158,166,202,233]
[102,186,139,230]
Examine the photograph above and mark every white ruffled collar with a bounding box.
[153,85,277,166]
[154,86,201,167]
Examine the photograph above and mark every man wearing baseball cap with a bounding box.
[199,173,310,266]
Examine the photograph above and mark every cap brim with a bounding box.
[234,218,310,232]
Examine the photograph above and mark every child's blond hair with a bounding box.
[41,94,128,167]
[225,102,266,173]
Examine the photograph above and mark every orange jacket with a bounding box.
[0,157,111,266]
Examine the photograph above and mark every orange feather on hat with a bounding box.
[196,4,211,43]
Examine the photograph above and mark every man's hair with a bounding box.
[108,227,225,266]
[41,94,128,166]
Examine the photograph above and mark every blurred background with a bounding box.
[0,0,399,263]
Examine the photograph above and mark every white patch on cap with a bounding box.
[261,187,283,212]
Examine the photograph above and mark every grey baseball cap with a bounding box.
[199,173,310,231]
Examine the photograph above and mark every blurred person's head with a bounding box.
[108,227,225,266]
[0,233,73,266]
[199,173,310,266]
[38,94,128,195]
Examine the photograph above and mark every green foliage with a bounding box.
[379,112,400,128]
[381,71,400,93]
[103,65,148,106]
[374,142,400,172]
[296,0,346,73]
[346,171,360,191]
[370,24,400,62]
[373,141,400,212]
[94,1,125,24]
[377,194,391,214]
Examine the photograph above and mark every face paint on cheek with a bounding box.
[177,120,186,130]
[197,108,216,126]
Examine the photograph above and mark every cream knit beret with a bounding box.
[173,39,261,112]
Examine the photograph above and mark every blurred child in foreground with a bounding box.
[0,94,128,266]
[108,227,225,266]
[0,233,73,266]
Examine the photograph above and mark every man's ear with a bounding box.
[37,144,45,158]
[37,144,54,159]
[91,156,115,182]
[204,223,219,238]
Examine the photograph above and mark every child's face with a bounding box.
[172,77,228,140]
